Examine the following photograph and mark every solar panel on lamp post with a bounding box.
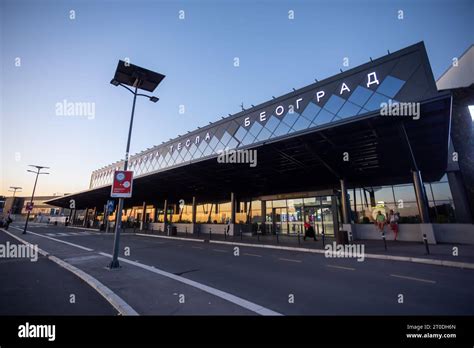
[109,60,165,269]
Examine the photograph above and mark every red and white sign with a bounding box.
[26,202,34,212]
[111,171,134,198]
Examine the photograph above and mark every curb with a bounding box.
[135,233,204,243]
[134,232,474,270]
[0,228,139,315]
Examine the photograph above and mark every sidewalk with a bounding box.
[131,227,474,265]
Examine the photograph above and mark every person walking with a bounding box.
[303,222,318,241]
[389,210,400,241]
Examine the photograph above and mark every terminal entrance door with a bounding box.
[303,196,336,237]
[272,207,289,234]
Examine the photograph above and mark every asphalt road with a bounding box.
[0,231,118,315]
[4,223,474,315]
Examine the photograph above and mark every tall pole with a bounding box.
[23,167,49,234]
[109,84,139,269]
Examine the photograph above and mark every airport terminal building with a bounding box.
[47,42,474,244]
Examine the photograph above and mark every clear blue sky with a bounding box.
[1,0,472,196]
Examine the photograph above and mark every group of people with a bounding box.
[375,209,400,240]
[0,210,13,230]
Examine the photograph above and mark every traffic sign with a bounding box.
[107,200,115,213]
[26,202,34,212]
[111,171,133,198]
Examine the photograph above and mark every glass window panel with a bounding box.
[272,121,290,137]
[234,126,248,141]
[220,131,232,146]
[292,115,312,131]
[209,136,219,149]
[393,184,417,203]
[301,102,321,120]
[240,132,256,146]
[248,121,263,137]
[256,127,272,141]
[202,144,213,157]
[357,108,370,115]
[226,137,239,150]
[264,116,280,133]
[323,95,345,114]
[376,75,405,98]
[348,86,373,107]
[312,109,335,126]
[373,186,395,204]
[430,182,453,201]
[337,100,361,119]
[364,92,389,111]
[271,199,287,208]
[281,111,299,128]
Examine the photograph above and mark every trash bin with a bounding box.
[336,230,349,245]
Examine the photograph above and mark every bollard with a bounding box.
[224,227,227,240]
[185,226,187,237]
[382,231,387,251]
[257,229,260,242]
[297,231,301,246]
[276,232,279,244]
[197,226,200,237]
[322,232,325,247]
[209,227,212,240]
[423,233,430,255]
[240,228,243,241]
[348,231,353,244]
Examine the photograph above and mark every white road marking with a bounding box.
[326,264,355,271]
[6,226,281,315]
[191,246,204,249]
[1,228,136,315]
[212,249,227,253]
[278,258,302,263]
[10,227,94,252]
[390,274,436,284]
[243,253,262,258]
[98,251,282,316]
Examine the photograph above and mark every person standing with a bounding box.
[375,210,386,233]
[389,210,400,241]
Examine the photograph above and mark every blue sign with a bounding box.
[107,200,115,214]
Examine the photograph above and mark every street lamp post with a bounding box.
[108,60,165,269]
[23,165,49,234]
[8,186,22,215]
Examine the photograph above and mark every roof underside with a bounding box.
[47,94,451,209]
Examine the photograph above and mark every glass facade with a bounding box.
[349,176,456,223]
[90,72,407,189]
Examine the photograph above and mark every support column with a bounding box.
[447,171,472,223]
[261,200,266,234]
[340,179,351,224]
[140,201,146,231]
[412,170,430,223]
[369,190,376,207]
[230,192,235,223]
[83,208,89,227]
[163,199,168,224]
[191,196,197,234]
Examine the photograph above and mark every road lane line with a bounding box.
[326,264,355,271]
[278,258,302,263]
[136,233,204,243]
[191,246,204,249]
[1,228,137,315]
[212,249,227,253]
[97,251,281,316]
[390,274,436,284]
[10,226,93,252]
[243,253,262,258]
